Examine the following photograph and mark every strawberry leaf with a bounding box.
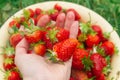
[8,26,19,34]
[114,46,119,54]
[23,9,30,19]
[103,32,110,39]
[46,49,63,64]
[77,33,87,42]
[96,44,106,57]
[82,56,93,71]
[88,76,96,80]
[47,28,58,43]
[103,56,111,76]
[79,22,96,35]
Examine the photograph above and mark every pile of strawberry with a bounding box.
[2,4,117,80]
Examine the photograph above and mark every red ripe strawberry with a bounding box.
[28,9,34,17]
[96,73,106,80]
[69,77,75,80]
[20,17,26,23]
[34,44,46,56]
[25,30,43,44]
[85,34,100,48]
[90,53,107,77]
[53,39,78,61]
[54,4,62,11]
[35,8,42,15]
[56,28,70,42]
[9,20,20,28]
[4,46,15,59]
[50,11,59,21]
[67,8,81,20]
[3,58,16,70]
[10,33,23,47]
[72,49,89,70]
[71,69,88,80]
[91,25,103,36]
[101,41,115,56]
[4,71,21,80]
[42,31,53,49]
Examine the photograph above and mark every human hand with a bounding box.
[15,11,79,80]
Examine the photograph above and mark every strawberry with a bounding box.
[85,34,100,48]
[71,69,88,80]
[101,41,115,56]
[35,8,42,15]
[3,58,16,70]
[28,9,34,17]
[96,73,106,80]
[42,31,53,49]
[20,17,26,23]
[91,25,103,37]
[72,49,89,70]
[10,33,23,47]
[54,4,62,11]
[34,44,46,56]
[52,39,78,62]
[67,8,81,20]
[4,46,15,59]
[9,20,20,28]
[25,30,43,44]
[69,77,75,80]
[56,28,70,42]
[4,71,21,80]
[90,53,107,77]
[50,11,59,21]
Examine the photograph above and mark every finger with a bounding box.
[15,38,28,56]
[64,11,75,31]
[69,21,79,38]
[56,13,65,28]
[37,14,50,27]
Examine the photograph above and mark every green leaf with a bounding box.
[96,44,106,57]
[77,33,87,42]
[23,9,30,19]
[82,56,93,71]
[79,22,96,35]
[47,28,58,43]
[46,49,63,64]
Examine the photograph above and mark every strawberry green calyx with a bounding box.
[5,46,15,56]
[77,33,87,42]
[48,9,57,15]
[47,28,59,43]
[4,58,14,64]
[79,22,96,35]
[8,26,19,35]
[95,44,106,57]
[23,9,30,20]
[103,56,111,76]
[46,49,63,63]
[82,57,93,71]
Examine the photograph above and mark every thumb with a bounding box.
[15,38,29,56]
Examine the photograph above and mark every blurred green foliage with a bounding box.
[0,0,120,36]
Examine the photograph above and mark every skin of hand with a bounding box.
[15,11,78,80]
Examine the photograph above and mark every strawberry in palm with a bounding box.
[53,38,78,62]
[34,43,46,56]
[10,33,23,48]
[25,30,43,44]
